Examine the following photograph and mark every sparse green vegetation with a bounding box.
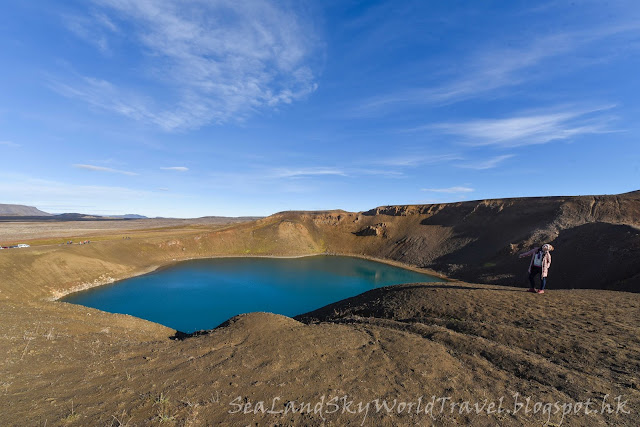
[61,400,79,424]
[154,393,175,424]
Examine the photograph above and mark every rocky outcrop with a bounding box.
[353,223,387,237]
[336,191,640,292]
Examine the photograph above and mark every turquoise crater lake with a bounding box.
[62,255,441,333]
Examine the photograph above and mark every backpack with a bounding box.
[532,250,543,267]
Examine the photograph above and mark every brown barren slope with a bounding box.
[0,192,639,425]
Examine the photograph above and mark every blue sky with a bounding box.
[1,0,639,217]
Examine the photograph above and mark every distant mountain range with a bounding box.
[0,204,148,220]
[0,204,260,222]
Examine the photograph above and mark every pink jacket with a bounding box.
[519,247,552,278]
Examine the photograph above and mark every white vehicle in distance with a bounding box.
[17,244,30,248]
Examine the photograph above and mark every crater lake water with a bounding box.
[62,255,441,332]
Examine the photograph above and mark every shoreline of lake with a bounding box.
[53,252,450,302]
[60,254,446,333]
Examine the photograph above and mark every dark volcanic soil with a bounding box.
[2,282,638,426]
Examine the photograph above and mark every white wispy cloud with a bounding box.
[350,168,406,178]
[421,186,474,193]
[50,77,160,124]
[63,11,118,54]
[203,165,404,189]
[374,153,463,167]
[457,155,514,170]
[0,176,148,201]
[55,0,320,130]
[0,141,20,147]
[354,35,571,115]
[354,23,640,115]
[161,166,188,172]
[435,106,616,147]
[73,163,138,176]
[271,167,348,178]
[422,34,573,103]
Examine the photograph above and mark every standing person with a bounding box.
[519,244,554,294]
